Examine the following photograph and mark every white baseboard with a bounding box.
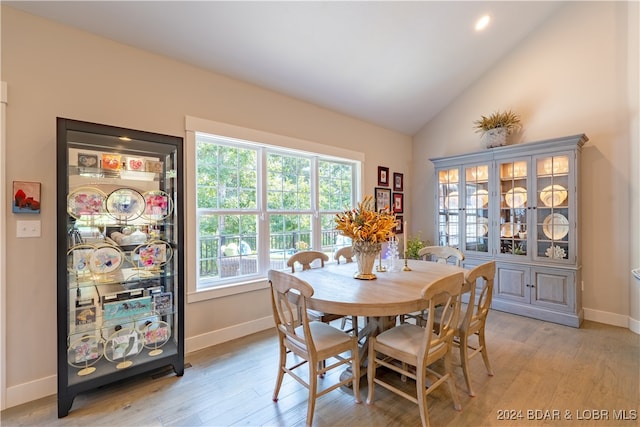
[583,307,640,334]
[5,374,56,409]
[185,315,274,354]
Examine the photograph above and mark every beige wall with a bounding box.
[1,6,412,407]
[412,2,639,327]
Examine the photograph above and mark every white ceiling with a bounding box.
[7,1,565,135]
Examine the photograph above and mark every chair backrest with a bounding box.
[286,250,329,272]
[418,272,465,361]
[417,245,464,266]
[460,261,496,333]
[268,269,316,354]
[334,246,354,264]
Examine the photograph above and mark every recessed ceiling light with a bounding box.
[119,136,132,141]
[475,15,491,31]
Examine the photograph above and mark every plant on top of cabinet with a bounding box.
[473,110,522,148]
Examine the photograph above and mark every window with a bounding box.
[190,122,361,294]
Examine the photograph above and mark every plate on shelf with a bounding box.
[477,217,489,236]
[106,188,145,220]
[469,189,489,208]
[444,191,459,210]
[542,213,569,240]
[67,187,106,219]
[505,187,527,208]
[500,222,515,238]
[88,244,124,274]
[540,184,567,207]
[142,190,173,221]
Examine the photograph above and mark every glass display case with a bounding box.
[431,134,587,327]
[56,118,184,417]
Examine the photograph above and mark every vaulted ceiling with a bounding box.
[7,1,565,135]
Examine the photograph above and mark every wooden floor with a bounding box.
[2,310,639,426]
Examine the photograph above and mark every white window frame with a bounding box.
[185,116,364,303]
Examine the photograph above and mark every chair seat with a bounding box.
[377,324,445,357]
[295,321,353,351]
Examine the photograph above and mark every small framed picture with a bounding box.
[377,166,389,187]
[393,172,404,191]
[13,181,41,213]
[145,160,164,173]
[395,215,404,234]
[78,153,99,168]
[101,153,122,170]
[393,192,404,213]
[375,187,391,212]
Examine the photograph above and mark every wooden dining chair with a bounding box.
[417,245,465,265]
[268,270,361,427]
[334,246,354,264]
[366,272,464,427]
[401,245,465,325]
[287,250,350,330]
[456,260,496,396]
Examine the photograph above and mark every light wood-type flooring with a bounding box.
[2,310,639,426]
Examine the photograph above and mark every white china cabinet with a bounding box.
[431,134,587,327]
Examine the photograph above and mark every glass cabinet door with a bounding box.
[534,154,571,262]
[436,167,460,247]
[463,164,490,254]
[498,159,529,257]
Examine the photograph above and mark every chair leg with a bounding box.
[478,328,494,376]
[366,339,376,404]
[416,364,431,427]
[458,333,475,397]
[272,343,287,401]
[352,340,362,404]
[444,351,462,411]
[307,359,318,427]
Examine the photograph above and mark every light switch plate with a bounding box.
[16,220,41,238]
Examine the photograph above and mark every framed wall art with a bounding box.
[393,172,404,191]
[393,192,404,213]
[375,187,391,212]
[395,215,404,234]
[377,166,389,187]
[13,181,41,213]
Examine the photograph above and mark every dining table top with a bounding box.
[287,259,466,317]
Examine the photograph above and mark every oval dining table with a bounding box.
[286,258,466,372]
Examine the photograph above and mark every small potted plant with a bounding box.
[473,110,522,148]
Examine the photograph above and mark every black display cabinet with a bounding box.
[56,118,184,417]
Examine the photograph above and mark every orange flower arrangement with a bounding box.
[334,196,397,243]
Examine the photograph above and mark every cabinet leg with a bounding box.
[58,395,75,418]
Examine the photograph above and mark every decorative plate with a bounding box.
[141,321,171,354]
[67,244,96,273]
[501,222,515,238]
[543,213,569,240]
[505,187,527,208]
[104,328,143,366]
[142,190,173,221]
[68,334,104,374]
[67,187,106,219]
[476,217,489,236]
[131,240,173,269]
[444,191,459,210]
[540,184,567,208]
[106,188,145,220]
[469,189,489,208]
[88,244,124,274]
